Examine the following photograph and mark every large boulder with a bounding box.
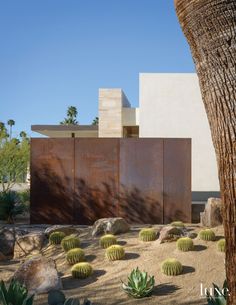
[14,232,45,259]
[0,227,28,256]
[200,198,223,227]
[92,217,130,237]
[158,225,185,243]
[14,256,62,294]
[44,225,80,237]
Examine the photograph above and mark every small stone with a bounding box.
[91,217,130,237]
[44,225,80,237]
[158,225,184,243]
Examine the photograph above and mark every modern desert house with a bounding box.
[32,73,219,198]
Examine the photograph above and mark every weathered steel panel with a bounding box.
[30,138,74,224]
[30,138,191,225]
[74,138,119,224]
[163,138,192,223]
[119,139,164,223]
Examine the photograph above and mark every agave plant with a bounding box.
[122,267,155,298]
[206,280,228,305]
[0,279,34,305]
[0,191,27,223]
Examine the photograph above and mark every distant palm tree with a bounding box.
[7,119,15,139]
[19,131,27,138]
[92,117,99,125]
[60,106,79,125]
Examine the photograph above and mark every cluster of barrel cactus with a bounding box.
[48,231,93,280]
[139,228,156,242]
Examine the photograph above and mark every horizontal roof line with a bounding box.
[31,125,98,131]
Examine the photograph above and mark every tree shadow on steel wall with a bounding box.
[31,165,74,224]
[31,165,185,225]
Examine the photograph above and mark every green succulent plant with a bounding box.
[99,234,117,248]
[199,229,216,241]
[49,231,66,245]
[61,235,80,252]
[177,237,194,251]
[48,289,92,305]
[217,239,226,252]
[106,245,125,261]
[206,280,227,305]
[139,228,156,242]
[122,267,155,298]
[161,258,183,276]
[170,221,185,227]
[66,248,85,265]
[71,262,93,279]
[0,279,34,305]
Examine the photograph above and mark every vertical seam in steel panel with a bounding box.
[163,138,165,224]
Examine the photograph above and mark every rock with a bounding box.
[187,232,198,239]
[200,198,223,227]
[158,225,184,243]
[14,256,62,294]
[14,232,45,259]
[91,217,130,237]
[0,227,27,256]
[44,225,80,237]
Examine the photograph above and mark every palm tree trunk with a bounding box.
[175,0,236,303]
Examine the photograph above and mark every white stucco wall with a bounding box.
[139,73,219,192]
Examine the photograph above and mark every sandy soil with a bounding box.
[0,225,225,305]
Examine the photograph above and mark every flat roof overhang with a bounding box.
[31,125,98,138]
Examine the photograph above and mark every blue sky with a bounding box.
[0,0,195,137]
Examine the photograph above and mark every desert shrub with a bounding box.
[161,258,183,276]
[122,267,155,298]
[61,235,80,252]
[139,228,156,242]
[106,245,125,261]
[66,248,85,265]
[199,229,216,241]
[48,289,92,305]
[177,237,194,251]
[99,234,117,248]
[49,231,66,245]
[217,239,226,252]
[0,279,34,305]
[71,262,93,279]
[170,221,185,228]
[0,191,27,223]
[18,190,30,205]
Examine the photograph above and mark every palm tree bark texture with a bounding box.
[174,0,236,304]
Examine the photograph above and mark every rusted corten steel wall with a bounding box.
[30,138,191,224]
